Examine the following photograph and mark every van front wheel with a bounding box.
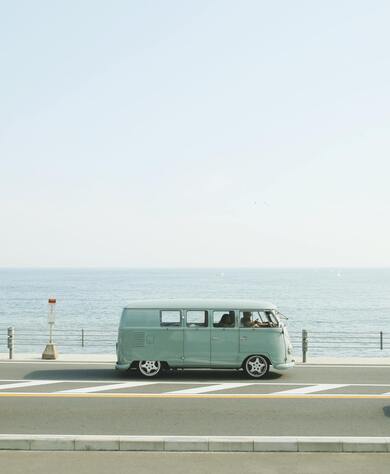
[244,355,269,378]
[138,360,161,377]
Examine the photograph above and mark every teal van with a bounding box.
[116,299,294,378]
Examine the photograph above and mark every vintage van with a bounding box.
[116,299,294,378]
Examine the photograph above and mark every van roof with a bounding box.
[123,299,277,310]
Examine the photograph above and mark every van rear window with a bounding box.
[160,310,181,327]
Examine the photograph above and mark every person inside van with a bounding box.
[219,313,235,327]
[241,311,260,328]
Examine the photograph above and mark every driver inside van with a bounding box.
[241,311,260,328]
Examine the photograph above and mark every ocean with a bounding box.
[1,268,389,356]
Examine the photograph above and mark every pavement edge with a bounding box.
[0,436,389,453]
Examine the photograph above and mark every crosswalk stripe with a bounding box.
[0,381,61,390]
[1,392,389,399]
[270,384,349,395]
[166,383,254,394]
[55,381,157,394]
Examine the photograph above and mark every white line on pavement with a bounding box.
[1,392,389,398]
[3,380,390,397]
[55,381,158,393]
[166,383,254,394]
[2,379,390,387]
[297,365,390,368]
[0,380,61,390]
[270,384,349,395]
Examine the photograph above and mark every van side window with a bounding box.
[160,310,181,327]
[213,310,235,328]
[186,310,208,327]
[240,311,276,328]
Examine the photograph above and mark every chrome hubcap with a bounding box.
[139,360,161,376]
[246,356,267,377]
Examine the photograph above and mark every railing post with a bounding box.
[380,331,383,350]
[81,329,85,348]
[302,329,308,363]
[7,327,15,360]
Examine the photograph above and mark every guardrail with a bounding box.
[1,327,117,358]
[1,327,389,361]
[288,330,390,361]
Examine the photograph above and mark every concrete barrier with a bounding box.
[0,435,389,452]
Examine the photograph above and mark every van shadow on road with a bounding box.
[23,368,283,382]
[383,406,390,417]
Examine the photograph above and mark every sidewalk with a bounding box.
[0,353,389,365]
[1,434,390,453]
[0,353,116,362]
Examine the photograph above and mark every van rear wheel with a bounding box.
[138,360,161,377]
[244,355,269,378]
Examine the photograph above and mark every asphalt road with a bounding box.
[1,452,390,474]
[0,361,390,436]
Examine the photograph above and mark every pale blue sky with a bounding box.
[1,1,389,267]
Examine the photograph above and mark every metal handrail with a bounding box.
[2,327,389,360]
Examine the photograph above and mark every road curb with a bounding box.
[0,436,389,452]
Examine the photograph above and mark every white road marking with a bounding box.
[166,383,254,394]
[1,379,390,387]
[297,365,390,368]
[270,384,349,395]
[0,392,389,398]
[0,380,317,386]
[0,380,61,390]
[55,381,158,393]
[1,379,390,396]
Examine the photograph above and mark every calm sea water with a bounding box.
[1,268,390,356]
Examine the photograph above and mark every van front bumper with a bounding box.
[115,362,131,371]
[272,361,295,370]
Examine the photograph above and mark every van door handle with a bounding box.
[240,336,248,341]
[211,336,219,341]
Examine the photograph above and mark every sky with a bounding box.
[1,0,389,267]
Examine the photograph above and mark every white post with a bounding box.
[49,322,53,344]
[42,298,59,360]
